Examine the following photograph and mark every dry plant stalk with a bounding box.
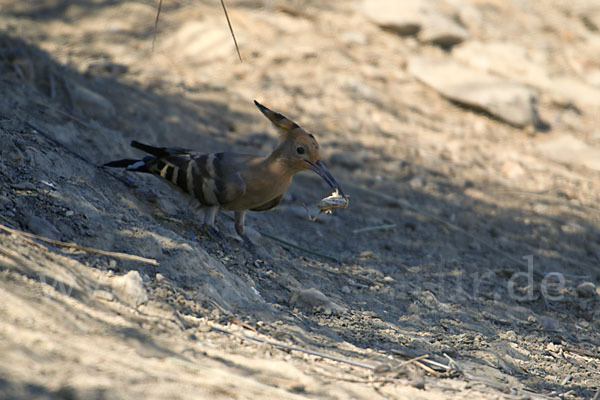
[153,0,243,61]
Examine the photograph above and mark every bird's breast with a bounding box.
[222,174,292,211]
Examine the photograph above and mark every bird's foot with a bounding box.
[240,233,259,255]
[203,225,226,242]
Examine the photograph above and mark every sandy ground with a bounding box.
[0,0,599,398]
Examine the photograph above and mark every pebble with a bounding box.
[359,250,377,259]
[418,13,469,47]
[289,288,347,315]
[111,270,148,307]
[575,282,596,298]
[361,0,422,35]
[538,316,561,331]
[341,285,351,294]
[92,289,115,301]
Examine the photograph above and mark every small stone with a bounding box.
[341,285,351,294]
[500,161,525,179]
[418,13,469,47]
[155,273,165,282]
[93,289,115,301]
[359,250,377,259]
[24,215,61,240]
[576,282,596,298]
[289,288,347,315]
[361,0,422,35]
[409,177,424,188]
[111,270,148,307]
[65,210,75,217]
[538,316,560,331]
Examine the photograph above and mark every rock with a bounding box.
[361,0,422,35]
[24,215,61,241]
[538,316,561,331]
[290,288,347,315]
[69,82,115,118]
[111,270,148,307]
[454,41,600,109]
[418,13,469,47]
[499,160,525,179]
[408,56,542,128]
[93,289,115,301]
[576,282,596,298]
[341,285,351,294]
[453,41,552,89]
[359,250,377,259]
[537,134,600,172]
[360,0,468,47]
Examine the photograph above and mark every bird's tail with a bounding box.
[102,157,153,171]
[103,141,191,171]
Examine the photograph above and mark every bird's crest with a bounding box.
[254,100,318,148]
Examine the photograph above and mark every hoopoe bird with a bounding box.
[104,100,346,246]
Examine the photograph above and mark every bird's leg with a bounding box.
[203,206,225,241]
[234,210,256,251]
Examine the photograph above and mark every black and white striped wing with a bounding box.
[105,142,247,208]
[148,152,246,207]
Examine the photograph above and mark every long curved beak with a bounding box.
[307,160,346,198]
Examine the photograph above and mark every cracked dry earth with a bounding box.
[1,0,600,399]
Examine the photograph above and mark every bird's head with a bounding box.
[254,100,346,198]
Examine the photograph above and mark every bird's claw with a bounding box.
[203,225,226,242]
[241,233,259,255]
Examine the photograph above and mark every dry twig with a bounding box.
[0,222,159,265]
[152,0,242,62]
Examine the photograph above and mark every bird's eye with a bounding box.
[296,146,305,155]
